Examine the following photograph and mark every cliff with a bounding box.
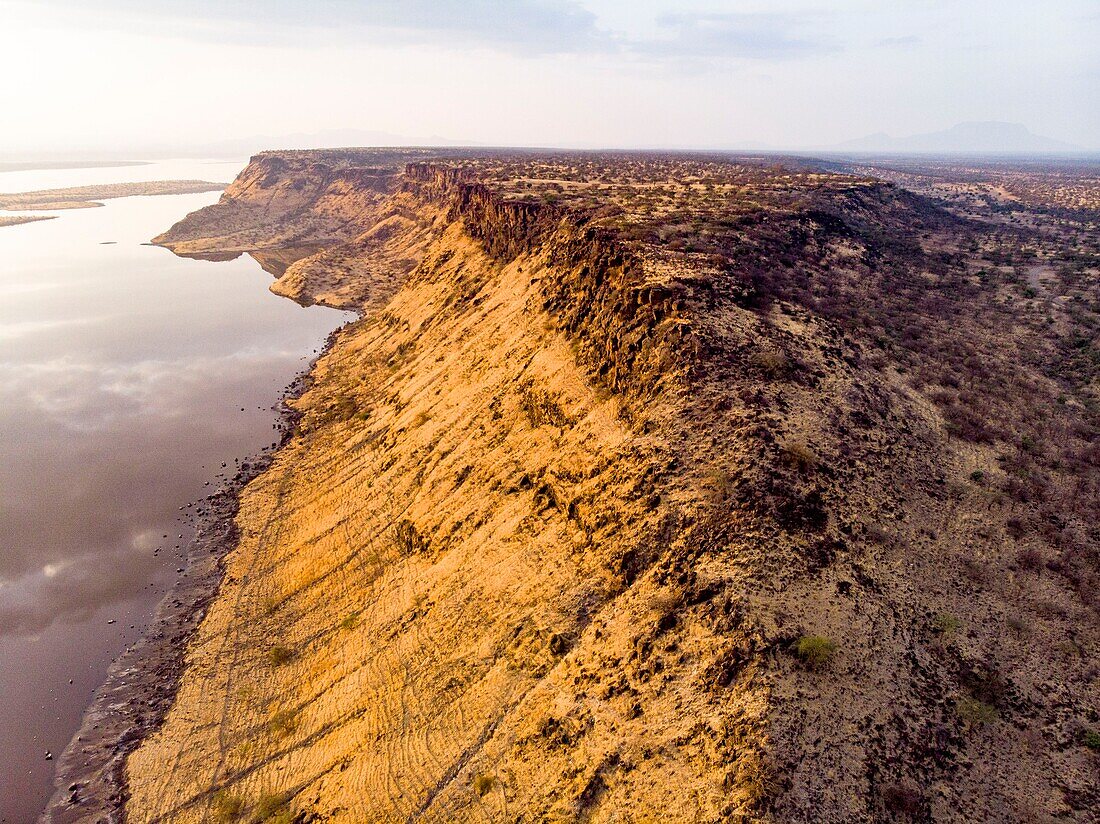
[50,151,1099,823]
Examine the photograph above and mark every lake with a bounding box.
[0,160,352,820]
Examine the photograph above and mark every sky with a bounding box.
[0,0,1096,153]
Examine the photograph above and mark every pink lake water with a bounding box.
[0,160,352,820]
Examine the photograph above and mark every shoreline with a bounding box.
[40,321,350,823]
[0,214,57,228]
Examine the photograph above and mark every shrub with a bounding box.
[339,611,360,630]
[268,710,297,737]
[212,791,244,822]
[793,635,837,669]
[1016,547,1043,571]
[1082,728,1100,751]
[267,646,294,667]
[931,613,961,635]
[472,773,495,797]
[520,386,571,428]
[251,793,291,823]
[780,440,819,471]
[956,696,997,727]
[391,519,428,555]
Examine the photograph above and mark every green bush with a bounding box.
[793,635,837,669]
[472,773,495,797]
[1082,728,1100,751]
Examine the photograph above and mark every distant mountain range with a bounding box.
[831,121,1081,155]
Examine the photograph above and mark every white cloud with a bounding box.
[0,0,1095,150]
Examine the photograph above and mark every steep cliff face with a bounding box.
[94,153,1098,823]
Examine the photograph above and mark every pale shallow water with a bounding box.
[0,162,351,820]
[0,158,246,194]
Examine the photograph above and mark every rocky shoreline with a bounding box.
[40,325,348,824]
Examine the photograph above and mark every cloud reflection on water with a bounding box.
[0,348,313,636]
[0,176,353,819]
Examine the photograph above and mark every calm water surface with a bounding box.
[0,161,351,820]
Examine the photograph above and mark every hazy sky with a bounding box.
[0,0,1096,152]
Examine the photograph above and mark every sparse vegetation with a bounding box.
[267,645,294,667]
[520,385,571,428]
[1082,728,1100,751]
[472,773,495,796]
[956,696,998,727]
[114,149,1100,823]
[268,709,297,737]
[391,519,428,555]
[793,635,837,669]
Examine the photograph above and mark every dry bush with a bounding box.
[268,710,297,737]
[780,440,819,471]
[1015,546,1043,570]
[472,774,495,797]
[267,646,294,667]
[212,791,244,822]
[520,386,571,428]
[752,349,789,376]
[251,793,292,823]
[391,519,428,555]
